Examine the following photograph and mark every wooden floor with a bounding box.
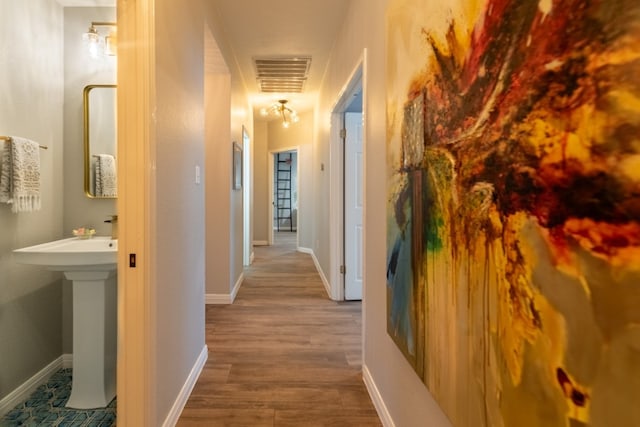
[177,232,382,427]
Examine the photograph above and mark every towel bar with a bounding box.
[1,135,48,149]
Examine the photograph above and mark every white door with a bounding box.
[344,112,363,300]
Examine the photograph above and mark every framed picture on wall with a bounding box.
[232,141,242,190]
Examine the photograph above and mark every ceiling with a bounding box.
[60,0,350,118]
[56,0,115,6]
[210,0,351,118]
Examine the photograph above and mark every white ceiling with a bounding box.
[211,0,350,116]
[60,0,350,117]
[56,0,115,6]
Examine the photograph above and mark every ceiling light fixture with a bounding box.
[83,22,117,58]
[260,100,299,128]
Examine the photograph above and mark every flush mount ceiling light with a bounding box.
[260,100,300,128]
[83,22,117,58]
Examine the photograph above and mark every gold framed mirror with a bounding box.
[83,84,117,198]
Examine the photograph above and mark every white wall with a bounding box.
[316,0,452,425]
[0,0,65,404]
[153,0,206,420]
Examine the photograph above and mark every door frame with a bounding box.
[267,146,300,246]
[329,50,366,301]
[117,0,157,424]
[242,126,252,265]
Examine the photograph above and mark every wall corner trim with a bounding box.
[161,345,208,427]
[363,364,395,427]
[0,354,72,417]
[206,272,244,304]
[298,247,333,299]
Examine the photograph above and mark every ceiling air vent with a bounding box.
[254,56,311,93]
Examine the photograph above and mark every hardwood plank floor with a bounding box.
[177,232,382,427]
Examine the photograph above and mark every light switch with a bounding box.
[195,165,201,184]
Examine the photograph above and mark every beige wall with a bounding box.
[203,4,253,297]
[0,0,65,405]
[316,0,452,425]
[205,72,232,294]
[253,121,269,243]
[266,112,314,248]
[153,0,207,420]
[251,113,314,248]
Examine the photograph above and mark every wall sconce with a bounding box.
[260,100,299,128]
[83,22,117,58]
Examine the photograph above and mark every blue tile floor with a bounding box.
[0,369,116,427]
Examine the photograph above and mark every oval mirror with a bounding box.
[83,84,117,198]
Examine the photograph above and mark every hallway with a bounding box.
[177,232,382,426]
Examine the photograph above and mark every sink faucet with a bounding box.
[105,215,118,240]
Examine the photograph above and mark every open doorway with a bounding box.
[329,56,365,302]
[268,148,299,246]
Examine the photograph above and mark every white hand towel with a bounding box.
[95,158,103,196]
[0,137,41,213]
[96,154,117,197]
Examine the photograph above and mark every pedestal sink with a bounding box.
[14,236,117,409]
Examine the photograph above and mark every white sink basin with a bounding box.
[14,236,118,409]
[14,236,117,271]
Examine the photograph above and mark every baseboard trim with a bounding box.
[205,272,244,304]
[205,293,230,304]
[252,240,268,246]
[62,353,73,369]
[0,354,72,417]
[298,247,332,298]
[161,345,208,427]
[230,272,243,302]
[363,364,395,427]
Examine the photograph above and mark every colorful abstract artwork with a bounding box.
[385,0,640,425]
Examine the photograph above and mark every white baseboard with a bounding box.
[253,240,268,246]
[205,272,244,304]
[363,364,395,427]
[298,247,332,298]
[161,345,208,427]
[0,353,72,417]
[62,353,73,369]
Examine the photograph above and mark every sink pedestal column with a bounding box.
[64,269,117,409]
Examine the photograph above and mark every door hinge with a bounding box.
[340,128,346,139]
[340,265,346,275]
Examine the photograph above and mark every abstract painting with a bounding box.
[385,0,640,425]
